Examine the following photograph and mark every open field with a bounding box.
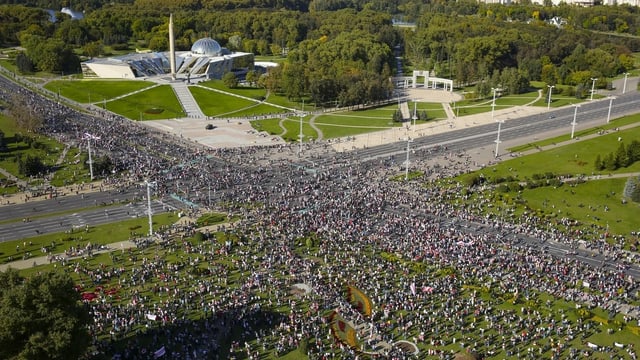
[189,86,284,117]
[108,85,185,120]
[0,213,176,265]
[0,114,91,191]
[454,121,640,238]
[44,79,155,104]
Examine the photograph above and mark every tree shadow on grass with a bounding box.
[90,305,287,359]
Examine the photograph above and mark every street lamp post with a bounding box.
[494,119,504,158]
[298,99,304,158]
[491,88,498,121]
[82,133,100,181]
[404,138,413,180]
[547,85,555,110]
[590,78,598,101]
[606,96,616,124]
[623,73,630,94]
[571,104,580,139]
[144,180,156,237]
[412,100,418,132]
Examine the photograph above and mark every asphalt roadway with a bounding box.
[0,90,639,279]
[326,91,640,165]
[0,187,172,243]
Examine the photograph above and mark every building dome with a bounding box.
[191,38,222,56]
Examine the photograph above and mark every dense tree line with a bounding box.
[1,1,639,103]
[594,140,640,171]
[405,11,638,96]
[0,269,91,360]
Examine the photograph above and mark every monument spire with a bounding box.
[169,13,177,80]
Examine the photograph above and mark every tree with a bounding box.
[0,269,91,360]
[245,69,259,87]
[615,142,629,168]
[18,154,46,177]
[8,93,43,133]
[222,72,238,88]
[15,52,35,74]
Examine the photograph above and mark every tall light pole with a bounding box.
[144,180,156,237]
[412,100,418,132]
[491,87,498,121]
[623,73,630,94]
[547,85,555,110]
[571,104,580,139]
[590,78,598,101]
[83,133,100,181]
[606,96,616,124]
[494,119,504,158]
[298,99,304,158]
[404,138,413,180]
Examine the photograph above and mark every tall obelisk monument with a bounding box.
[169,13,177,80]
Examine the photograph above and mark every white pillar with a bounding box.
[87,138,94,181]
[571,105,580,139]
[606,96,616,124]
[169,13,177,80]
[146,181,153,236]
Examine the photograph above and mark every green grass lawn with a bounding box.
[196,80,267,100]
[108,85,184,120]
[521,178,639,236]
[0,213,177,264]
[279,117,318,142]
[454,122,640,238]
[251,118,283,136]
[0,117,64,182]
[479,124,640,181]
[44,79,155,104]
[190,86,284,117]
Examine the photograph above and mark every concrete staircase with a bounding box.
[171,82,205,119]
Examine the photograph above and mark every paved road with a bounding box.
[324,92,640,165]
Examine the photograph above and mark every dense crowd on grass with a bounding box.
[2,73,640,359]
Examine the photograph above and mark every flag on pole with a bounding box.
[154,346,166,358]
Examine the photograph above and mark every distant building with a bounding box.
[46,7,84,22]
[81,38,254,80]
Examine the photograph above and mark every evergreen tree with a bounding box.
[615,142,629,168]
[594,154,604,171]
[604,153,617,171]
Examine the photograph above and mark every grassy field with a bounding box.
[454,122,640,237]
[0,114,91,190]
[0,213,177,264]
[189,86,285,117]
[196,80,267,100]
[44,79,155,104]
[251,118,283,136]
[278,117,318,142]
[108,85,185,120]
[479,125,640,180]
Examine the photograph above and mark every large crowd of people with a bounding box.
[1,72,639,359]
